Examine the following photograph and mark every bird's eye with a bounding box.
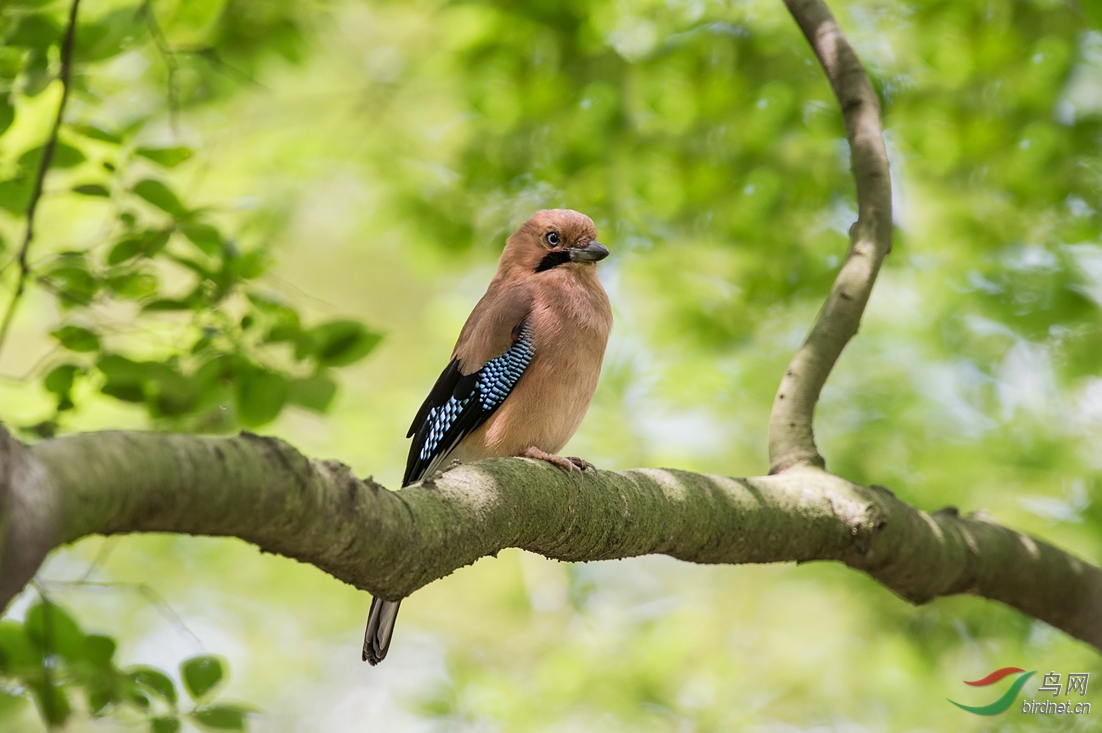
[546,231,560,246]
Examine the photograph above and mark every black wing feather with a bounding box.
[403,319,534,486]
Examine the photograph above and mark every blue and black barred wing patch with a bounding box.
[403,320,535,486]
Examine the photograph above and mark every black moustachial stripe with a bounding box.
[536,250,572,272]
[403,318,535,485]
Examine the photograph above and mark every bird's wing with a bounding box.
[403,287,533,486]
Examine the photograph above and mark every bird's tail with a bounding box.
[362,597,402,665]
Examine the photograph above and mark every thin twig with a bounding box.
[137,2,180,134]
[39,578,204,652]
[181,46,265,88]
[767,0,893,474]
[0,0,83,360]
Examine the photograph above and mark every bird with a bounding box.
[362,209,613,665]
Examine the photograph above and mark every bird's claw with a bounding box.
[522,447,595,475]
[565,456,595,472]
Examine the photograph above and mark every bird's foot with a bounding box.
[564,456,596,471]
[521,447,594,475]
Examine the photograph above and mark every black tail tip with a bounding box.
[362,644,384,665]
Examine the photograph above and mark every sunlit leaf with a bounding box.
[6,15,62,51]
[180,656,225,701]
[18,142,86,170]
[50,325,100,352]
[181,222,223,256]
[0,95,14,136]
[30,681,71,726]
[142,298,192,312]
[82,634,117,668]
[128,666,178,705]
[190,704,250,731]
[107,231,171,264]
[97,354,150,403]
[76,8,144,63]
[133,179,187,216]
[25,601,85,662]
[137,147,195,167]
[43,364,78,396]
[0,178,32,215]
[72,123,122,144]
[0,620,41,675]
[73,183,110,197]
[42,253,99,307]
[152,716,182,733]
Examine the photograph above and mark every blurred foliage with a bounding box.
[0,595,250,731]
[1,0,1102,730]
[0,0,379,438]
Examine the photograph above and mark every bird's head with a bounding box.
[499,209,609,275]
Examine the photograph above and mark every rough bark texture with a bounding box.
[1,427,1099,651]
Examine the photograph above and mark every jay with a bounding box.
[363,209,613,664]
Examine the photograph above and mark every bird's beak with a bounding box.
[569,241,609,263]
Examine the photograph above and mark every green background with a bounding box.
[1,0,1100,730]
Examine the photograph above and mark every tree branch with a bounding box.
[0,0,83,358]
[768,0,893,474]
[1,427,1098,651]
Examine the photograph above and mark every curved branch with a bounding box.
[769,0,893,473]
[0,0,83,357]
[2,428,1098,652]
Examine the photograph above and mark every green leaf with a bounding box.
[51,325,101,352]
[7,15,62,51]
[82,634,116,668]
[128,666,177,704]
[0,95,14,136]
[181,222,223,256]
[125,687,151,710]
[180,656,225,701]
[137,147,195,168]
[142,298,193,312]
[73,183,110,197]
[86,681,118,716]
[22,49,51,96]
[190,704,250,730]
[236,369,288,426]
[307,320,382,368]
[108,230,171,264]
[97,354,150,403]
[76,8,143,63]
[106,269,158,300]
[18,142,86,170]
[287,371,338,413]
[31,681,71,725]
[0,178,32,215]
[43,364,79,396]
[72,123,121,144]
[152,716,182,733]
[25,601,85,662]
[133,179,187,216]
[42,253,99,307]
[228,250,268,280]
[0,620,42,675]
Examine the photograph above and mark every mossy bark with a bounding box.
[2,427,1098,652]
